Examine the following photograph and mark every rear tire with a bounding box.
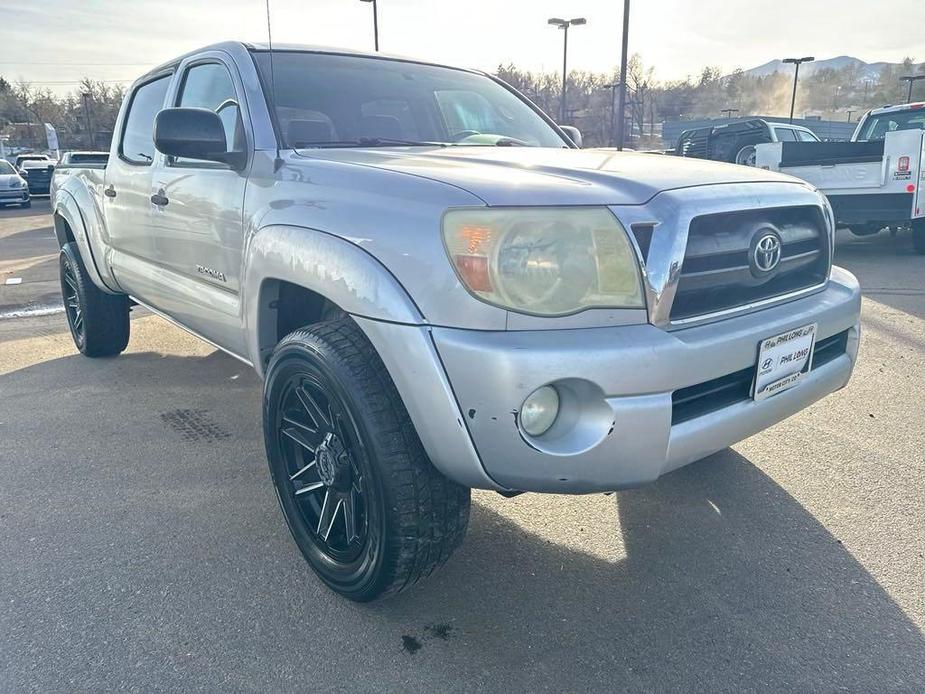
[263,316,470,601]
[735,145,757,166]
[59,242,130,357]
[913,220,925,255]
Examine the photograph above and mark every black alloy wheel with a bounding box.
[61,252,85,346]
[263,318,470,601]
[276,371,371,564]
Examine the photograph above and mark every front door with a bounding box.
[146,57,250,355]
[104,72,173,291]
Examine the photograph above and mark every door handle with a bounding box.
[104,185,116,198]
[150,193,169,207]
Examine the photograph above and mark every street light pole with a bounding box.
[900,75,925,103]
[615,0,630,151]
[603,82,619,146]
[548,17,586,124]
[783,56,814,124]
[360,0,379,52]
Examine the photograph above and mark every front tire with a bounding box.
[59,242,130,357]
[263,317,470,601]
[913,220,925,255]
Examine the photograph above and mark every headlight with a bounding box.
[443,207,644,315]
[9,179,23,189]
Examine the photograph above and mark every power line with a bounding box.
[0,61,152,66]
[10,79,133,85]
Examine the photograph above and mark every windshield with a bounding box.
[252,51,567,148]
[0,161,15,175]
[856,108,925,141]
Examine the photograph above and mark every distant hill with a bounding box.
[744,56,922,80]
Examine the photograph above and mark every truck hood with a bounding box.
[298,146,805,206]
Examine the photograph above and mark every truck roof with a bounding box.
[867,102,925,116]
[136,41,477,86]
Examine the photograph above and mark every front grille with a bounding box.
[670,206,830,322]
[671,329,849,425]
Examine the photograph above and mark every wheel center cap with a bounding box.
[316,440,337,486]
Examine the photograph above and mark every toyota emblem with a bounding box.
[752,232,782,273]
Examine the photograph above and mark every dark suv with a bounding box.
[675,119,819,166]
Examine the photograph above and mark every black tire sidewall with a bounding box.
[263,337,389,599]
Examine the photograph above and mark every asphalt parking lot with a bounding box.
[1,200,923,692]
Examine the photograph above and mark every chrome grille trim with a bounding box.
[610,182,833,330]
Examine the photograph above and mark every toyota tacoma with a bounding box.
[53,42,861,601]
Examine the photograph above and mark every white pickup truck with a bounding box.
[756,103,925,253]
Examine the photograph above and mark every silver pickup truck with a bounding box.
[54,42,861,601]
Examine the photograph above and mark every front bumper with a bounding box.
[422,267,860,493]
[0,189,29,204]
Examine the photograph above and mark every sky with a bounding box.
[2,0,925,94]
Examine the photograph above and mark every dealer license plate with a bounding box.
[753,324,817,401]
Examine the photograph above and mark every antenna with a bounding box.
[265,0,282,169]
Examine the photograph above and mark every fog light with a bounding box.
[520,385,560,436]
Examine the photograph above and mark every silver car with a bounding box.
[53,43,861,601]
[0,159,30,208]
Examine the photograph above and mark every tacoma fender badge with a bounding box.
[196,265,227,282]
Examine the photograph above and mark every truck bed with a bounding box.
[779,141,885,168]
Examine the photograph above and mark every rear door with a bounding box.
[145,54,250,354]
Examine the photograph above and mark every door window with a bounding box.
[774,127,798,142]
[120,76,171,165]
[796,129,819,142]
[174,62,243,165]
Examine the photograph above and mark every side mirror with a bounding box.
[559,125,583,148]
[154,108,243,168]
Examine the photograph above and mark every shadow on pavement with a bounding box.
[0,225,58,263]
[834,228,925,321]
[378,452,925,691]
[1,349,923,692]
[0,200,49,219]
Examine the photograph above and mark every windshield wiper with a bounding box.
[296,138,447,149]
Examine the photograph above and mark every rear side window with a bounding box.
[796,129,818,142]
[121,76,170,165]
[774,127,798,142]
[175,62,243,163]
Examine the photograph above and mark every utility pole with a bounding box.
[900,75,925,103]
[783,56,814,124]
[548,17,587,124]
[81,91,95,150]
[359,0,379,52]
[615,0,630,151]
